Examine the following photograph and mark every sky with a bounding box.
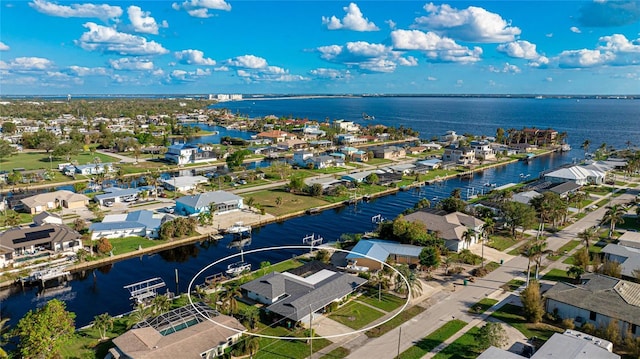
[0,0,639,95]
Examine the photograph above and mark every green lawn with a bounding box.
[253,324,332,359]
[487,234,521,251]
[357,290,406,312]
[366,158,394,166]
[500,279,526,292]
[0,210,34,226]
[60,318,129,359]
[107,236,169,256]
[469,298,498,314]
[540,268,573,283]
[242,259,304,281]
[398,319,467,359]
[507,242,528,256]
[547,240,581,261]
[432,326,482,359]
[0,151,118,171]
[242,189,329,217]
[320,347,350,359]
[328,301,386,330]
[491,304,563,341]
[365,305,425,338]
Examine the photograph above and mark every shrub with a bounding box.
[96,237,113,254]
[561,318,575,330]
[581,322,596,335]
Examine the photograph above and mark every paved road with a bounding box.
[345,189,638,359]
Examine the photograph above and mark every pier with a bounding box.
[19,267,70,288]
[124,277,167,305]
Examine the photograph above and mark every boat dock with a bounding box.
[19,267,71,288]
[124,277,167,305]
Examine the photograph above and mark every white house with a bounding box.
[161,175,208,193]
[89,210,165,240]
[404,209,485,252]
[470,140,496,161]
[544,166,605,185]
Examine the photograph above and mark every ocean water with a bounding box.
[214,97,640,152]
[1,97,638,328]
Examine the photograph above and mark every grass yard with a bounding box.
[540,268,573,283]
[398,319,467,359]
[547,240,581,261]
[243,190,329,217]
[243,258,305,281]
[0,210,34,226]
[108,236,169,256]
[507,242,528,256]
[253,324,332,359]
[487,234,521,251]
[320,347,350,359]
[0,151,118,171]
[357,290,406,312]
[432,326,482,359]
[490,303,563,341]
[366,158,393,166]
[500,279,526,292]
[60,318,129,359]
[365,305,425,338]
[469,298,498,314]
[329,301,386,330]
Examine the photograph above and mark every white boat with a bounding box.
[225,262,251,276]
[225,222,251,234]
[561,143,571,152]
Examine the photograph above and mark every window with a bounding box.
[589,311,597,321]
[633,324,638,335]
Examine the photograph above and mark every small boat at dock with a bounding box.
[225,222,251,234]
[225,262,251,277]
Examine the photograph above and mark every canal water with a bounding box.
[0,151,571,327]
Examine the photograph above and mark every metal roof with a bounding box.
[346,239,423,262]
[176,191,241,209]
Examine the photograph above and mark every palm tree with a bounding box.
[462,228,475,250]
[0,317,10,357]
[149,170,161,199]
[521,243,539,287]
[529,240,552,280]
[481,218,495,268]
[394,264,423,298]
[129,303,152,326]
[151,294,171,316]
[602,204,626,238]
[222,285,241,315]
[581,139,591,158]
[92,313,114,340]
[578,227,598,250]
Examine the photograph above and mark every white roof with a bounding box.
[545,166,605,180]
[161,175,208,188]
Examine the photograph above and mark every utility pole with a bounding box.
[309,305,313,359]
[396,327,402,358]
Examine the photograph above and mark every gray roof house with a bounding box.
[94,187,140,206]
[0,224,82,268]
[404,209,485,252]
[602,243,640,279]
[240,263,367,322]
[89,210,166,240]
[175,190,243,216]
[545,274,640,338]
[345,239,423,270]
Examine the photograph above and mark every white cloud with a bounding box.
[128,5,166,34]
[413,2,520,43]
[0,42,9,51]
[172,0,231,18]
[67,65,108,76]
[545,77,553,82]
[391,29,482,63]
[598,34,640,53]
[168,68,211,82]
[546,33,553,38]
[488,62,521,73]
[496,40,539,59]
[317,40,418,73]
[456,79,464,86]
[556,34,640,68]
[558,49,615,67]
[109,58,154,71]
[309,68,352,80]
[385,19,396,30]
[317,45,343,60]
[427,76,437,81]
[226,55,268,69]
[397,56,418,66]
[2,57,53,71]
[528,56,549,68]
[322,3,379,31]
[29,0,122,22]
[76,22,169,55]
[175,49,216,65]
[570,26,582,33]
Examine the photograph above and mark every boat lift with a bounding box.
[124,277,166,305]
[303,233,323,253]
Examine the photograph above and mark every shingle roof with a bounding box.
[404,209,484,242]
[0,224,80,250]
[545,273,640,326]
[20,190,88,208]
[602,243,640,278]
[176,191,241,209]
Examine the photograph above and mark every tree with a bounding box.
[476,322,508,350]
[3,210,21,227]
[221,285,241,315]
[73,181,87,194]
[288,175,305,193]
[600,259,622,278]
[394,264,423,298]
[419,246,441,271]
[520,281,544,323]
[275,196,282,207]
[366,173,379,185]
[226,149,250,169]
[0,139,17,161]
[13,299,75,359]
[96,237,113,254]
[72,218,86,232]
[310,183,323,197]
[581,139,591,157]
[462,228,475,250]
[2,122,17,134]
[572,247,591,271]
[0,317,10,358]
[567,266,585,280]
[502,201,537,238]
[92,313,114,340]
[52,142,80,161]
[481,218,495,267]
[602,204,626,238]
[315,249,331,263]
[151,294,171,315]
[437,196,466,213]
[578,227,598,250]
[239,306,260,330]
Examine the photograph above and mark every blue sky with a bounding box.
[1,0,639,95]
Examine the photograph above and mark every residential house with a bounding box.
[370,145,406,159]
[416,159,442,170]
[512,190,541,205]
[240,261,367,323]
[341,170,374,183]
[74,163,115,175]
[161,175,208,193]
[175,191,243,216]
[0,224,82,268]
[32,211,63,226]
[302,125,326,139]
[336,134,367,145]
[89,210,166,240]
[442,146,476,165]
[404,209,485,252]
[602,243,640,279]
[545,181,582,198]
[544,273,640,338]
[20,190,89,214]
[544,166,605,186]
[470,140,496,161]
[110,302,246,359]
[165,144,217,165]
[333,119,360,133]
[278,138,307,151]
[477,329,619,359]
[439,130,462,143]
[94,187,140,206]
[421,142,442,151]
[345,239,423,270]
[256,130,296,143]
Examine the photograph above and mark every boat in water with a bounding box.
[225,261,251,276]
[560,143,571,152]
[225,221,251,234]
[362,112,375,120]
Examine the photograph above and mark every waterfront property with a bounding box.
[442,146,476,165]
[404,209,485,252]
[240,261,367,323]
[345,239,422,271]
[94,187,140,206]
[89,210,166,240]
[110,302,246,359]
[19,190,89,214]
[160,175,208,193]
[164,143,218,165]
[0,223,81,268]
[478,329,618,359]
[72,162,115,175]
[175,190,243,216]
[543,165,606,186]
[544,273,640,338]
